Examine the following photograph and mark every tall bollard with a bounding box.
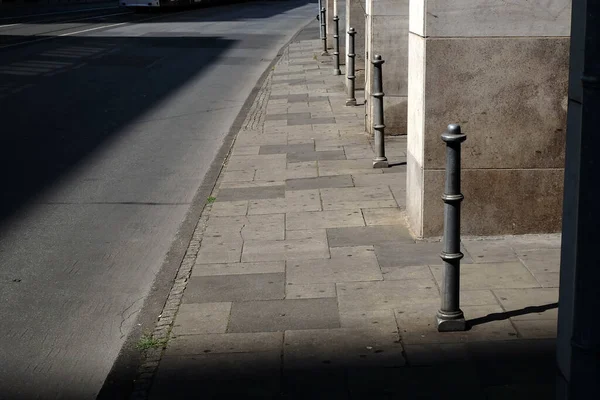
[371,55,388,168]
[345,27,357,106]
[436,124,467,332]
[333,16,341,75]
[320,7,328,56]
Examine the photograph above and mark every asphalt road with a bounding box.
[0,1,315,399]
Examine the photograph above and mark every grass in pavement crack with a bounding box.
[136,334,167,351]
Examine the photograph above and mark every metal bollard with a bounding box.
[345,27,357,106]
[318,0,323,39]
[320,7,328,55]
[436,124,467,332]
[333,16,341,75]
[371,55,388,168]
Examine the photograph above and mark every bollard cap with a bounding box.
[348,27,356,34]
[372,54,385,65]
[333,15,339,21]
[321,7,325,11]
[441,124,466,143]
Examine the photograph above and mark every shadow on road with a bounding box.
[0,0,316,229]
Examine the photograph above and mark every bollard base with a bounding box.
[333,69,341,75]
[372,158,389,169]
[436,310,466,332]
[322,51,330,56]
[345,99,357,106]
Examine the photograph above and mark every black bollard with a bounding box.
[345,27,356,106]
[333,16,341,75]
[436,124,467,332]
[371,55,388,168]
[320,7,328,56]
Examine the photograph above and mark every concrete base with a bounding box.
[345,99,357,106]
[436,311,467,332]
[372,159,389,169]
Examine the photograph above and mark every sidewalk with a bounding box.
[134,20,561,400]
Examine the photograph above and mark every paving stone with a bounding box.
[287,246,382,284]
[171,303,231,335]
[506,234,561,252]
[402,343,472,366]
[210,201,248,216]
[343,145,375,160]
[320,185,396,210]
[390,185,407,208]
[492,288,559,321]
[196,237,243,264]
[286,210,364,230]
[255,161,318,181]
[516,248,561,273]
[374,241,473,268]
[395,304,519,344]
[228,298,340,332]
[258,143,314,154]
[242,232,330,262]
[430,262,540,290]
[248,189,321,214]
[318,159,383,176]
[266,112,311,121]
[235,133,287,146]
[468,339,556,387]
[288,117,336,126]
[511,319,557,339]
[227,154,286,171]
[352,172,406,188]
[287,150,346,162]
[286,175,354,190]
[192,261,285,277]
[287,93,309,103]
[281,370,349,400]
[346,365,484,399]
[183,273,285,303]
[222,169,255,183]
[284,328,404,369]
[217,185,285,201]
[462,239,520,263]
[149,352,280,399]
[381,265,433,281]
[204,214,284,241]
[361,208,406,226]
[286,283,336,299]
[231,145,260,156]
[220,180,284,189]
[336,279,439,312]
[327,225,414,247]
[165,332,283,356]
[339,309,399,332]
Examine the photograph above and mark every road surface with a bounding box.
[0,1,314,398]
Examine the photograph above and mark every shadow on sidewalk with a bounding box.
[136,337,556,399]
[467,303,559,329]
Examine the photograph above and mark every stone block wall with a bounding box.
[406,0,571,237]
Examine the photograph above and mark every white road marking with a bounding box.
[0,6,120,21]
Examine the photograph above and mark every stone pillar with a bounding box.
[364,0,409,136]
[326,0,336,49]
[345,0,366,92]
[556,0,600,397]
[407,0,571,237]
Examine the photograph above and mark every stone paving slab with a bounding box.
[183,273,285,303]
[286,175,354,190]
[326,225,414,247]
[228,298,340,333]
